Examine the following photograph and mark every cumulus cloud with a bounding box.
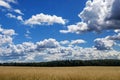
[61,0,120,34]
[60,22,88,34]
[44,47,120,61]
[0,35,13,57]
[107,0,120,20]
[36,38,60,49]
[0,34,13,46]
[0,38,60,61]
[94,38,115,50]
[0,38,120,62]
[106,33,120,40]
[0,27,120,62]
[60,39,86,46]
[0,26,16,58]
[24,13,67,26]
[0,26,15,36]
[14,42,37,54]
[6,13,67,26]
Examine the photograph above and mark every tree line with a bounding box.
[0,59,120,67]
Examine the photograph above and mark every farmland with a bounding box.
[0,67,120,80]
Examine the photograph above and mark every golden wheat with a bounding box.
[0,66,120,80]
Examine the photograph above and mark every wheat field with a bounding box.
[0,67,120,80]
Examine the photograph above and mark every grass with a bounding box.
[0,66,120,80]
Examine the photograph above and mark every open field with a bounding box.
[0,67,120,80]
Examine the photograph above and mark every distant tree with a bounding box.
[0,59,120,66]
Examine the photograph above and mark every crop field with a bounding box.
[0,67,120,80]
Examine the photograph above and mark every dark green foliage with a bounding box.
[0,59,120,67]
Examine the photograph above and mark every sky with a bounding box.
[0,0,120,62]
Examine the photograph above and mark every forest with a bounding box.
[0,59,120,67]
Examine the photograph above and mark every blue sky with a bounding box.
[0,0,120,62]
[2,0,88,43]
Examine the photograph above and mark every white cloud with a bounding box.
[6,13,23,21]
[14,9,24,15]
[94,38,115,50]
[71,39,86,45]
[0,27,120,62]
[36,38,60,49]
[0,0,11,9]
[43,46,120,61]
[0,0,17,9]
[106,33,120,40]
[24,13,67,26]
[60,22,89,34]
[0,34,13,46]
[16,16,23,21]
[2,29,15,36]
[61,0,120,34]
[44,53,64,61]
[60,40,70,45]
[0,37,120,62]
[20,42,37,52]
[60,39,86,46]
[114,29,120,33]
[0,27,15,56]
[0,26,15,36]
[0,0,24,23]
